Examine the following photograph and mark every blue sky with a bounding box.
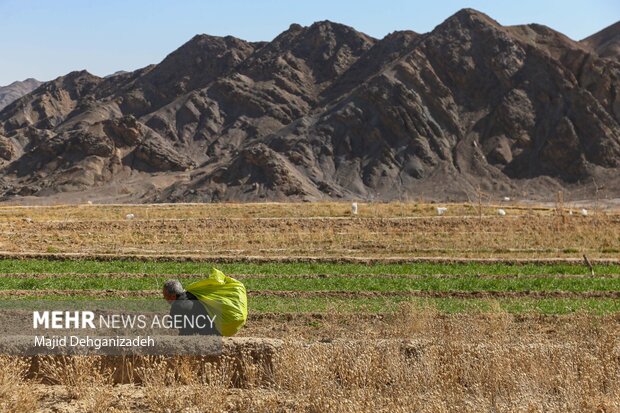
[0,0,618,85]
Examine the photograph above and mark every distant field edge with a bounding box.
[0,252,617,265]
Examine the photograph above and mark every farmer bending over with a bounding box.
[162,279,220,336]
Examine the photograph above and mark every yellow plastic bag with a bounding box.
[185,268,247,336]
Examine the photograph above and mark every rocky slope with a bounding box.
[582,21,620,59]
[0,10,619,203]
[0,78,42,111]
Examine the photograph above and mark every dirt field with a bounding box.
[0,202,618,259]
[0,202,619,412]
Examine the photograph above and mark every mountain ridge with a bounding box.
[0,78,43,111]
[0,10,619,203]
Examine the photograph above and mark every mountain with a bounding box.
[582,21,620,59]
[105,71,130,78]
[0,11,619,203]
[0,78,42,111]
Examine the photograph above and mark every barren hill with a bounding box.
[0,78,42,111]
[0,10,619,203]
[582,20,620,59]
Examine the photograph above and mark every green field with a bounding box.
[3,274,620,292]
[2,258,620,315]
[0,258,617,276]
[250,296,620,314]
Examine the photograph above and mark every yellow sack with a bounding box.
[185,268,247,336]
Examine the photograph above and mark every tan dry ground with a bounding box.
[4,309,620,412]
[0,202,617,258]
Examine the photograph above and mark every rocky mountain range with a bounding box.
[0,78,42,111]
[0,9,619,203]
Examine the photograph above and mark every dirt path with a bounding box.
[1,289,619,299]
[0,252,617,265]
[0,272,618,279]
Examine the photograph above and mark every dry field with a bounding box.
[0,202,617,259]
[0,202,619,412]
[4,310,620,412]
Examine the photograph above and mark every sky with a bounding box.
[0,0,618,85]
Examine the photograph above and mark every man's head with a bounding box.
[163,279,184,303]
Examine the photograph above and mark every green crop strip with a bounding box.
[250,296,620,314]
[0,259,617,276]
[2,275,620,292]
[2,295,620,314]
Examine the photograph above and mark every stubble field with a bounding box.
[1,202,619,412]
